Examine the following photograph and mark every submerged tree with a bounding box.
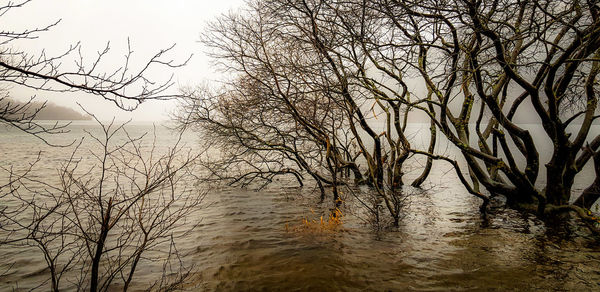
[300,0,600,228]
[182,0,600,230]
[178,0,437,225]
[371,0,600,226]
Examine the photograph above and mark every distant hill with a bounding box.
[0,99,91,120]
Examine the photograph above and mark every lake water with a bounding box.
[1,121,599,291]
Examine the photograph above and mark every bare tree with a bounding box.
[348,0,600,231]
[179,0,600,232]
[177,0,439,226]
[1,115,202,291]
[178,3,366,202]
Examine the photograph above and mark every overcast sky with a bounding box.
[4,0,245,121]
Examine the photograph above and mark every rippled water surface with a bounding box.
[1,122,600,291]
[188,186,600,291]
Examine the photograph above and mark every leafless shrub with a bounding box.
[1,115,202,291]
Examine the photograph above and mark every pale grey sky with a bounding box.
[4,0,245,121]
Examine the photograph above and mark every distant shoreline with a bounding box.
[1,99,91,121]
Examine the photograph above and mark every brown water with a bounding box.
[1,122,600,291]
[186,183,600,291]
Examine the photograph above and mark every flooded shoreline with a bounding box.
[1,123,600,291]
[183,183,600,291]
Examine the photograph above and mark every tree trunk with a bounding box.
[412,119,436,187]
[90,198,112,292]
[574,149,600,209]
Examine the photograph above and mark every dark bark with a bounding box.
[412,118,436,187]
[574,148,600,209]
[90,198,112,292]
